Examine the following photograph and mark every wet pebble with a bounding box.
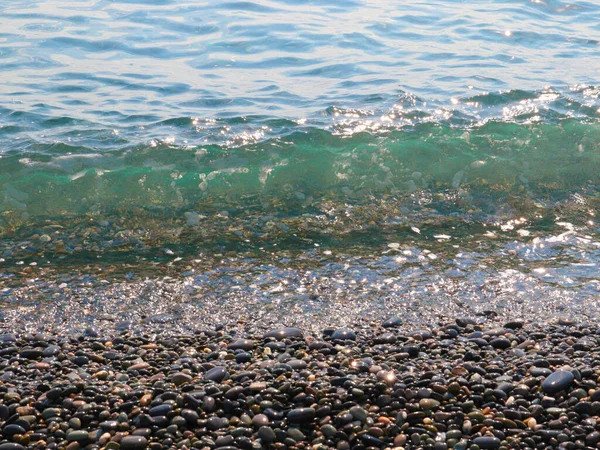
[331,329,356,341]
[542,370,575,395]
[263,328,303,339]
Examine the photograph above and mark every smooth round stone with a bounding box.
[215,435,235,447]
[349,406,368,421]
[287,428,306,442]
[181,409,199,424]
[100,421,119,430]
[68,417,82,429]
[202,396,216,412]
[419,399,440,410]
[252,414,269,427]
[456,318,476,327]
[83,326,99,337]
[504,321,523,330]
[473,436,501,449]
[361,434,383,446]
[171,372,192,386]
[321,424,337,437]
[3,424,26,437]
[121,436,148,450]
[542,370,575,395]
[375,333,397,344]
[574,401,592,415]
[73,355,89,366]
[204,366,228,382]
[287,407,315,423]
[235,352,252,363]
[0,445,25,450]
[0,346,17,357]
[67,430,90,442]
[402,345,420,357]
[446,328,459,338]
[409,329,432,340]
[20,348,43,359]
[530,367,552,377]
[42,408,60,419]
[258,426,276,443]
[228,339,254,351]
[43,345,60,357]
[149,404,172,417]
[287,359,307,370]
[207,416,227,430]
[331,329,356,341]
[471,338,489,347]
[383,318,403,328]
[0,405,9,421]
[0,334,16,344]
[263,328,303,339]
[490,337,511,349]
[586,431,600,446]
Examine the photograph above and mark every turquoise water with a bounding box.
[1,0,600,330]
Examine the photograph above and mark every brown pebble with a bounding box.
[140,343,158,350]
[394,434,407,446]
[66,442,80,450]
[140,394,152,406]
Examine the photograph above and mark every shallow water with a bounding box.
[1,0,600,332]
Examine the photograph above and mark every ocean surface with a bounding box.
[1,0,600,333]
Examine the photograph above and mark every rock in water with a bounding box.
[264,328,303,339]
[382,318,403,328]
[542,370,575,394]
[331,329,356,340]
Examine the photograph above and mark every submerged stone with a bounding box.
[264,328,303,339]
[331,329,356,341]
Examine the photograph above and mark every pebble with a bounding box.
[149,404,172,417]
[419,398,440,410]
[349,406,368,421]
[542,370,575,395]
[171,372,192,385]
[0,320,596,450]
[263,328,303,339]
[120,436,148,450]
[490,337,511,349]
[473,436,501,449]
[204,366,228,382]
[382,318,403,328]
[228,339,254,350]
[66,430,89,442]
[258,426,276,443]
[331,329,356,340]
[287,407,315,423]
[252,414,269,427]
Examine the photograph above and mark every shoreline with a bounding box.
[0,318,597,449]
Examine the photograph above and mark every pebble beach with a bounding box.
[2,0,600,449]
[1,318,600,449]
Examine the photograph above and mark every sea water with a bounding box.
[1,0,600,332]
